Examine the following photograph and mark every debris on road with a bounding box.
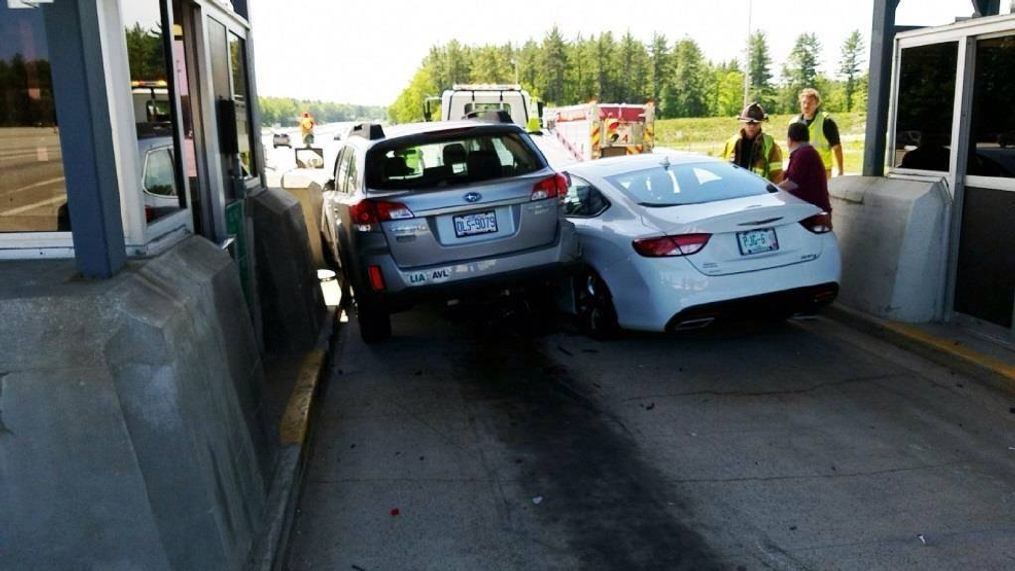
[532,496,544,505]
[557,345,573,356]
[917,534,926,545]
[646,402,656,411]
[390,508,400,516]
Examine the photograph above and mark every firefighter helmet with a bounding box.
[738,103,768,123]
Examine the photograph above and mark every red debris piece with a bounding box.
[390,508,400,516]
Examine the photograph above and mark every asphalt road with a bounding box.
[287,304,1015,570]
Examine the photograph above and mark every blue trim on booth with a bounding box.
[45,0,125,278]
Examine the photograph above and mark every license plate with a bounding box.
[736,228,779,255]
[453,211,497,237]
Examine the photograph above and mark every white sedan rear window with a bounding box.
[605,162,774,206]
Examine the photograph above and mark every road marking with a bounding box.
[5,176,65,196]
[0,195,66,217]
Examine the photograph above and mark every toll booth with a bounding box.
[0,1,323,568]
[840,3,1014,342]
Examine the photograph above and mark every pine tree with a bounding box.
[648,33,671,116]
[839,30,865,112]
[538,26,569,105]
[747,31,775,109]
[593,32,616,101]
[782,33,822,110]
[665,38,708,117]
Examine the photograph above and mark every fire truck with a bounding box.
[543,102,655,161]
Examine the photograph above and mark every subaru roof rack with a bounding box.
[463,110,514,124]
[349,122,386,140]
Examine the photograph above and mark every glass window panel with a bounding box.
[143,148,178,196]
[125,0,185,224]
[229,32,256,178]
[0,3,68,232]
[893,42,958,172]
[966,35,1015,178]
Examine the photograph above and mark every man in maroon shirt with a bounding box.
[778,122,832,212]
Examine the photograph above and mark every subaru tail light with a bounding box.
[632,233,711,257]
[531,173,568,201]
[800,212,833,234]
[349,199,414,230]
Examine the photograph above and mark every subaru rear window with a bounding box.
[604,161,775,207]
[366,131,544,191]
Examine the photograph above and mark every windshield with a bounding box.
[604,161,775,206]
[366,131,544,191]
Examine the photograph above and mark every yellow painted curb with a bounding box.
[280,349,327,446]
[883,321,1015,383]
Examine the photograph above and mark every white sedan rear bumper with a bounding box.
[606,233,842,332]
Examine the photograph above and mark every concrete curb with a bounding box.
[825,304,1015,389]
[248,308,340,571]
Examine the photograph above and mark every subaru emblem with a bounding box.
[464,192,482,203]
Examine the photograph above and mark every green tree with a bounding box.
[538,26,569,105]
[615,31,650,103]
[782,33,822,110]
[388,65,438,123]
[710,59,745,118]
[648,33,671,114]
[565,34,597,103]
[839,30,866,112]
[593,32,616,101]
[470,45,512,83]
[747,31,775,109]
[516,40,541,94]
[664,38,708,117]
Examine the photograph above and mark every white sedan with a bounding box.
[561,152,841,336]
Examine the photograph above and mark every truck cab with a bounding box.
[424,84,542,130]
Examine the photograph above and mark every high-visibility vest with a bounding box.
[723,132,780,180]
[794,111,832,169]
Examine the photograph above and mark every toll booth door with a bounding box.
[953,187,1015,329]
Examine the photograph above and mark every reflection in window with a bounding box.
[126,0,184,223]
[229,32,256,178]
[0,3,68,233]
[894,42,958,172]
[967,36,1015,178]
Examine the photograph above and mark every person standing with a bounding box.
[722,103,784,183]
[299,111,315,147]
[778,122,832,213]
[791,88,843,179]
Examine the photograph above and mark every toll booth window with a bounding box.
[229,32,257,178]
[0,3,69,233]
[126,0,185,224]
[893,42,958,172]
[966,35,1015,178]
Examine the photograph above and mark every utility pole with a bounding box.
[742,0,753,107]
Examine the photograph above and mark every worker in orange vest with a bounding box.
[299,112,315,147]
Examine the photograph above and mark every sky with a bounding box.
[249,0,1008,106]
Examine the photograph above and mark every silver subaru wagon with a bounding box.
[321,119,580,342]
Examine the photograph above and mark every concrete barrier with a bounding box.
[829,175,951,322]
[0,237,271,570]
[280,170,328,269]
[249,187,326,354]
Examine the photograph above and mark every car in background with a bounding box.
[273,131,291,148]
[321,118,580,342]
[560,152,840,336]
